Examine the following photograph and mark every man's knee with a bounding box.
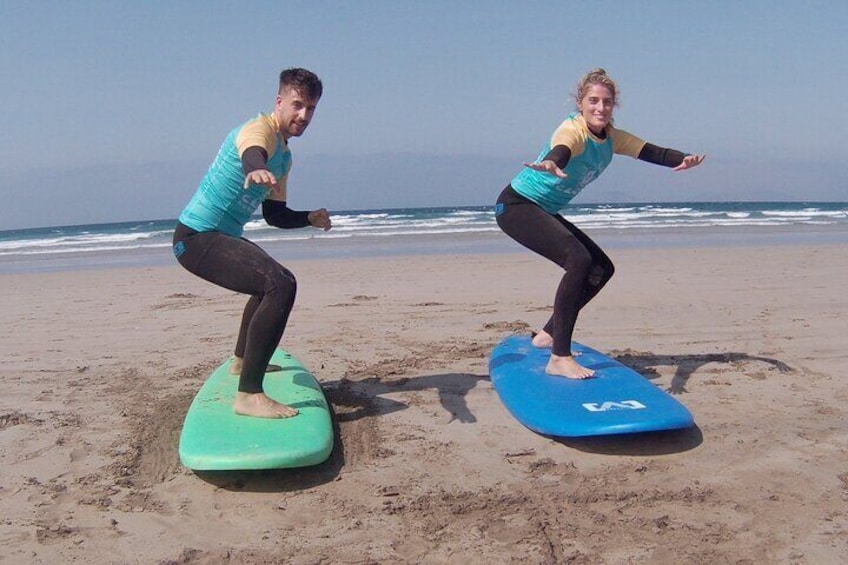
[264,266,297,304]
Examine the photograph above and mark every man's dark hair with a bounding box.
[278,68,323,100]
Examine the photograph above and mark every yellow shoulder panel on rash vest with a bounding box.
[235,114,280,158]
[611,127,646,158]
[550,117,587,157]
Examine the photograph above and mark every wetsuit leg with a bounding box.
[173,223,296,394]
[234,295,261,359]
[540,217,615,338]
[495,186,614,356]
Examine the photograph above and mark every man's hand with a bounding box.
[244,169,278,190]
[308,208,332,231]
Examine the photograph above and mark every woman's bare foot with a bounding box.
[233,392,298,419]
[532,331,581,356]
[546,354,594,379]
[229,357,282,375]
[531,330,554,349]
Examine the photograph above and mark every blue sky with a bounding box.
[1,1,846,229]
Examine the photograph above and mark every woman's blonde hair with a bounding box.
[574,68,619,108]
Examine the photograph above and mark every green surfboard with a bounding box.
[178,349,333,471]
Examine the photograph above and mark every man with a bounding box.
[173,68,330,418]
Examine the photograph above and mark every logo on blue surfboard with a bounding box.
[582,400,647,412]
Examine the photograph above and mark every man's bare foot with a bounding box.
[546,354,594,379]
[229,357,282,375]
[233,392,298,419]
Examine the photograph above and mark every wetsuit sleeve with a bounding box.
[241,146,269,175]
[637,143,688,168]
[262,200,311,229]
[541,145,572,169]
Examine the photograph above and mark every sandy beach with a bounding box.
[1,240,846,564]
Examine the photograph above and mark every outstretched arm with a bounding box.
[241,146,283,193]
[638,143,705,171]
[523,144,571,178]
[672,153,706,171]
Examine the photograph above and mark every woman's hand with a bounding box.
[673,154,706,171]
[523,159,567,178]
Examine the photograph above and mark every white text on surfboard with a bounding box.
[582,400,647,412]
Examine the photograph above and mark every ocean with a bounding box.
[1,202,846,274]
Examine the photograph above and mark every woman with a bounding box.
[496,68,705,379]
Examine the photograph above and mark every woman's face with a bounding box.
[578,84,615,134]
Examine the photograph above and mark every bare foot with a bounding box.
[233,392,298,419]
[531,330,554,349]
[229,357,283,375]
[531,331,581,356]
[546,354,594,379]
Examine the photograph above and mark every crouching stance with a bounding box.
[173,68,331,418]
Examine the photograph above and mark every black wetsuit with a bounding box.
[173,111,312,395]
[496,133,686,358]
[173,215,299,394]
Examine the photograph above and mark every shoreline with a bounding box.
[2,222,847,275]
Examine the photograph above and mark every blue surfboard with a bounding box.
[489,335,694,437]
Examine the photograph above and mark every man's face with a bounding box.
[274,87,319,139]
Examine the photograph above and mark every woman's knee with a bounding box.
[564,245,593,276]
[588,259,614,288]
